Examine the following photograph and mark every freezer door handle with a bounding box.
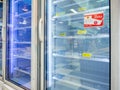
[39,18,43,42]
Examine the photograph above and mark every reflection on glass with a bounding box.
[0,2,3,76]
[46,0,110,90]
[6,0,31,89]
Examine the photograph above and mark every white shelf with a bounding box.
[53,6,109,19]
[54,12,109,22]
[14,26,31,30]
[53,77,98,90]
[53,34,109,39]
[14,11,31,17]
[54,71,109,86]
[53,0,90,5]
[53,0,66,5]
[54,67,109,86]
[13,42,31,44]
[14,68,30,75]
[13,55,31,59]
[63,0,90,8]
[53,0,65,4]
[11,77,31,89]
[14,0,22,4]
[53,53,109,62]
[53,0,90,8]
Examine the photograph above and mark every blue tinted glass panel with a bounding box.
[6,0,31,89]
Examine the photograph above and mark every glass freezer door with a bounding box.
[6,0,31,89]
[45,0,110,90]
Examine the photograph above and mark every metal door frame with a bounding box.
[39,0,45,89]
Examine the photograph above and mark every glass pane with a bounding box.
[0,2,2,76]
[46,0,110,90]
[6,0,31,89]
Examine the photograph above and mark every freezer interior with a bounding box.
[46,0,110,90]
[6,0,31,89]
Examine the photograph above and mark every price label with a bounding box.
[77,30,87,34]
[56,12,65,16]
[82,53,92,58]
[56,13,59,16]
[78,7,87,11]
[59,33,66,36]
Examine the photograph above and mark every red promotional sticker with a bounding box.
[84,12,104,28]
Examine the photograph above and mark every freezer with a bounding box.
[44,0,110,90]
[5,0,31,89]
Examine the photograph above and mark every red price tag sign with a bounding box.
[84,12,104,28]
